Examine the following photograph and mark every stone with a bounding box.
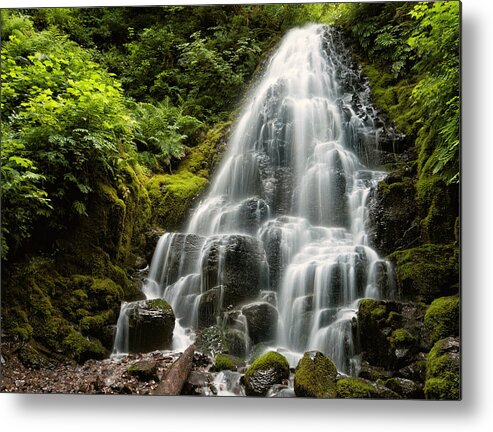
[244,351,290,397]
[424,336,460,400]
[127,360,159,382]
[241,302,278,345]
[294,351,337,398]
[127,299,175,353]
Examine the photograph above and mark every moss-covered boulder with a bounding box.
[127,299,175,353]
[293,351,337,398]
[213,353,245,372]
[388,243,459,303]
[244,351,290,396]
[195,326,225,356]
[424,295,460,345]
[336,377,375,399]
[424,337,460,400]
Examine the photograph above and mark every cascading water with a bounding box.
[113,24,396,378]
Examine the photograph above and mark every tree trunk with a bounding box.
[152,344,195,395]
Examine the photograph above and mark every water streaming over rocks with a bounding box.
[113,24,397,383]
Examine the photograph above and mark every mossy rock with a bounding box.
[294,351,337,398]
[388,243,459,303]
[127,360,159,381]
[424,337,460,400]
[244,351,290,397]
[213,353,245,372]
[336,377,374,399]
[390,328,416,349]
[415,175,458,244]
[424,295,460,345]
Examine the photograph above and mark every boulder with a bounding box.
[336,377,401,399]
[241,302,278,344]
[424,295,460,345]
[127,299,175,353]
[424,337,460,400]
[127,360,159,382]
[294,351,337,398]
[194,326,225,356]
[244,351,290,396]
[202,234,268,306]
[197,287,223,328]
[384,377,424,399]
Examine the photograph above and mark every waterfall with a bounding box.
[113,24,396,375]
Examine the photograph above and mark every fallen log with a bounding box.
[152,344,195,395]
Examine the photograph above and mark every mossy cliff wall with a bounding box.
[2,123,229,365]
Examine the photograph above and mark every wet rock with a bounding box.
[218,197,270,234]
[294,351,337,398]
[241,302,278,344]
[202,234,268,306]
[224,329,249,358]
[195,326,225,356]
[182,371,213,395]
[127,299,175,353]
[244,351,290,397]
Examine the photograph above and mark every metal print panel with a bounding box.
[0,2,461,399]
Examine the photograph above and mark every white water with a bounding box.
[113,24,395,376]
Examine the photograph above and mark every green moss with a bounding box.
[424,338,460,400]
[424,295,460,345]
[294,351,337,398]
[336,377,374,399]
[390,328,416,348]
[388,243,459,302]
[145,298,174,315]
[146,120,229,230]
[213,353,244,372]
[245,351,290,382]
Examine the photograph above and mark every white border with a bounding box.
[1,0,492,430]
